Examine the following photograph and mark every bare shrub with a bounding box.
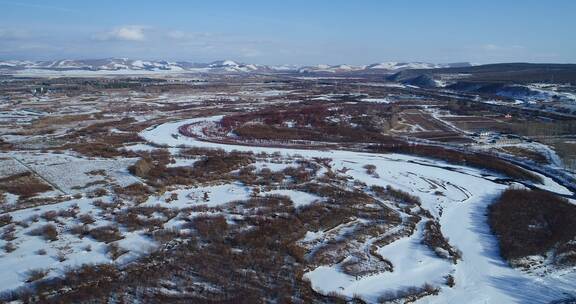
[1,224,17,241]
[385,185,421,205]
[28,224,59,241]
[364,164,377,175]
[113,183,151,202]
[422,220,461,263]
[193,152,254,175]
[58,206,79,218]
[41,210,58,221]
[78,213,96,225]
[326,290,347,300]
[3,242,16,253]
[93,199,122,211]
[150,228,182,244]
[0,173,53,198]
[92,188,108,197]
[69,225,90,238]
[107,243,128,260]
[238,165,257,184]
[190,215,228,241]
[165,192,178,203]
[88,225,123,243]
[0,214,12,227]
[446,274,455,287]
[286,243,307,263]
[129,157,154,178]
[115,206,176,232]
[377,283,439,302]
[26,269,48,283]
[115,212,163,232]
[371,185,421,206]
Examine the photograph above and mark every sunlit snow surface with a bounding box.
[138,116,576,303]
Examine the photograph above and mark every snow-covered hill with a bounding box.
[1,59,181,71]
[297,64,367,73]
[367,62,471,70]
[0,58,271,75]
[298,62,472,73]
[0,58,472,75]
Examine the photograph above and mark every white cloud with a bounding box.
[95,26,147,41]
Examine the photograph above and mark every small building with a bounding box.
[479,130,491,137]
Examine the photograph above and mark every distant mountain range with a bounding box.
[297,62,471,73]
[0,58,265,74]
[386,63,576,103]
[0,58,472,75]
[388,63,576,86]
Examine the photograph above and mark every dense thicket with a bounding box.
[489,188,576,265]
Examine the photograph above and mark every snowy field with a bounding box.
[0,152,140,195]
[0,114,573,302]
[136,116,576,303]
[0,195,158,293]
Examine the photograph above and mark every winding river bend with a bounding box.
[140,116,576,303]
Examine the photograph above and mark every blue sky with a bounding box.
[1,0,575,64]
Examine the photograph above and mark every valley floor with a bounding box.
[137,116,576,303]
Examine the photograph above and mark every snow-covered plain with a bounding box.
[1,152,140,194]
[360,98,392,104]
[137,116,576,303]
[261,189,322,208]
[0,196,156,293]
[142,183,252,209]
[1,114,573,302]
